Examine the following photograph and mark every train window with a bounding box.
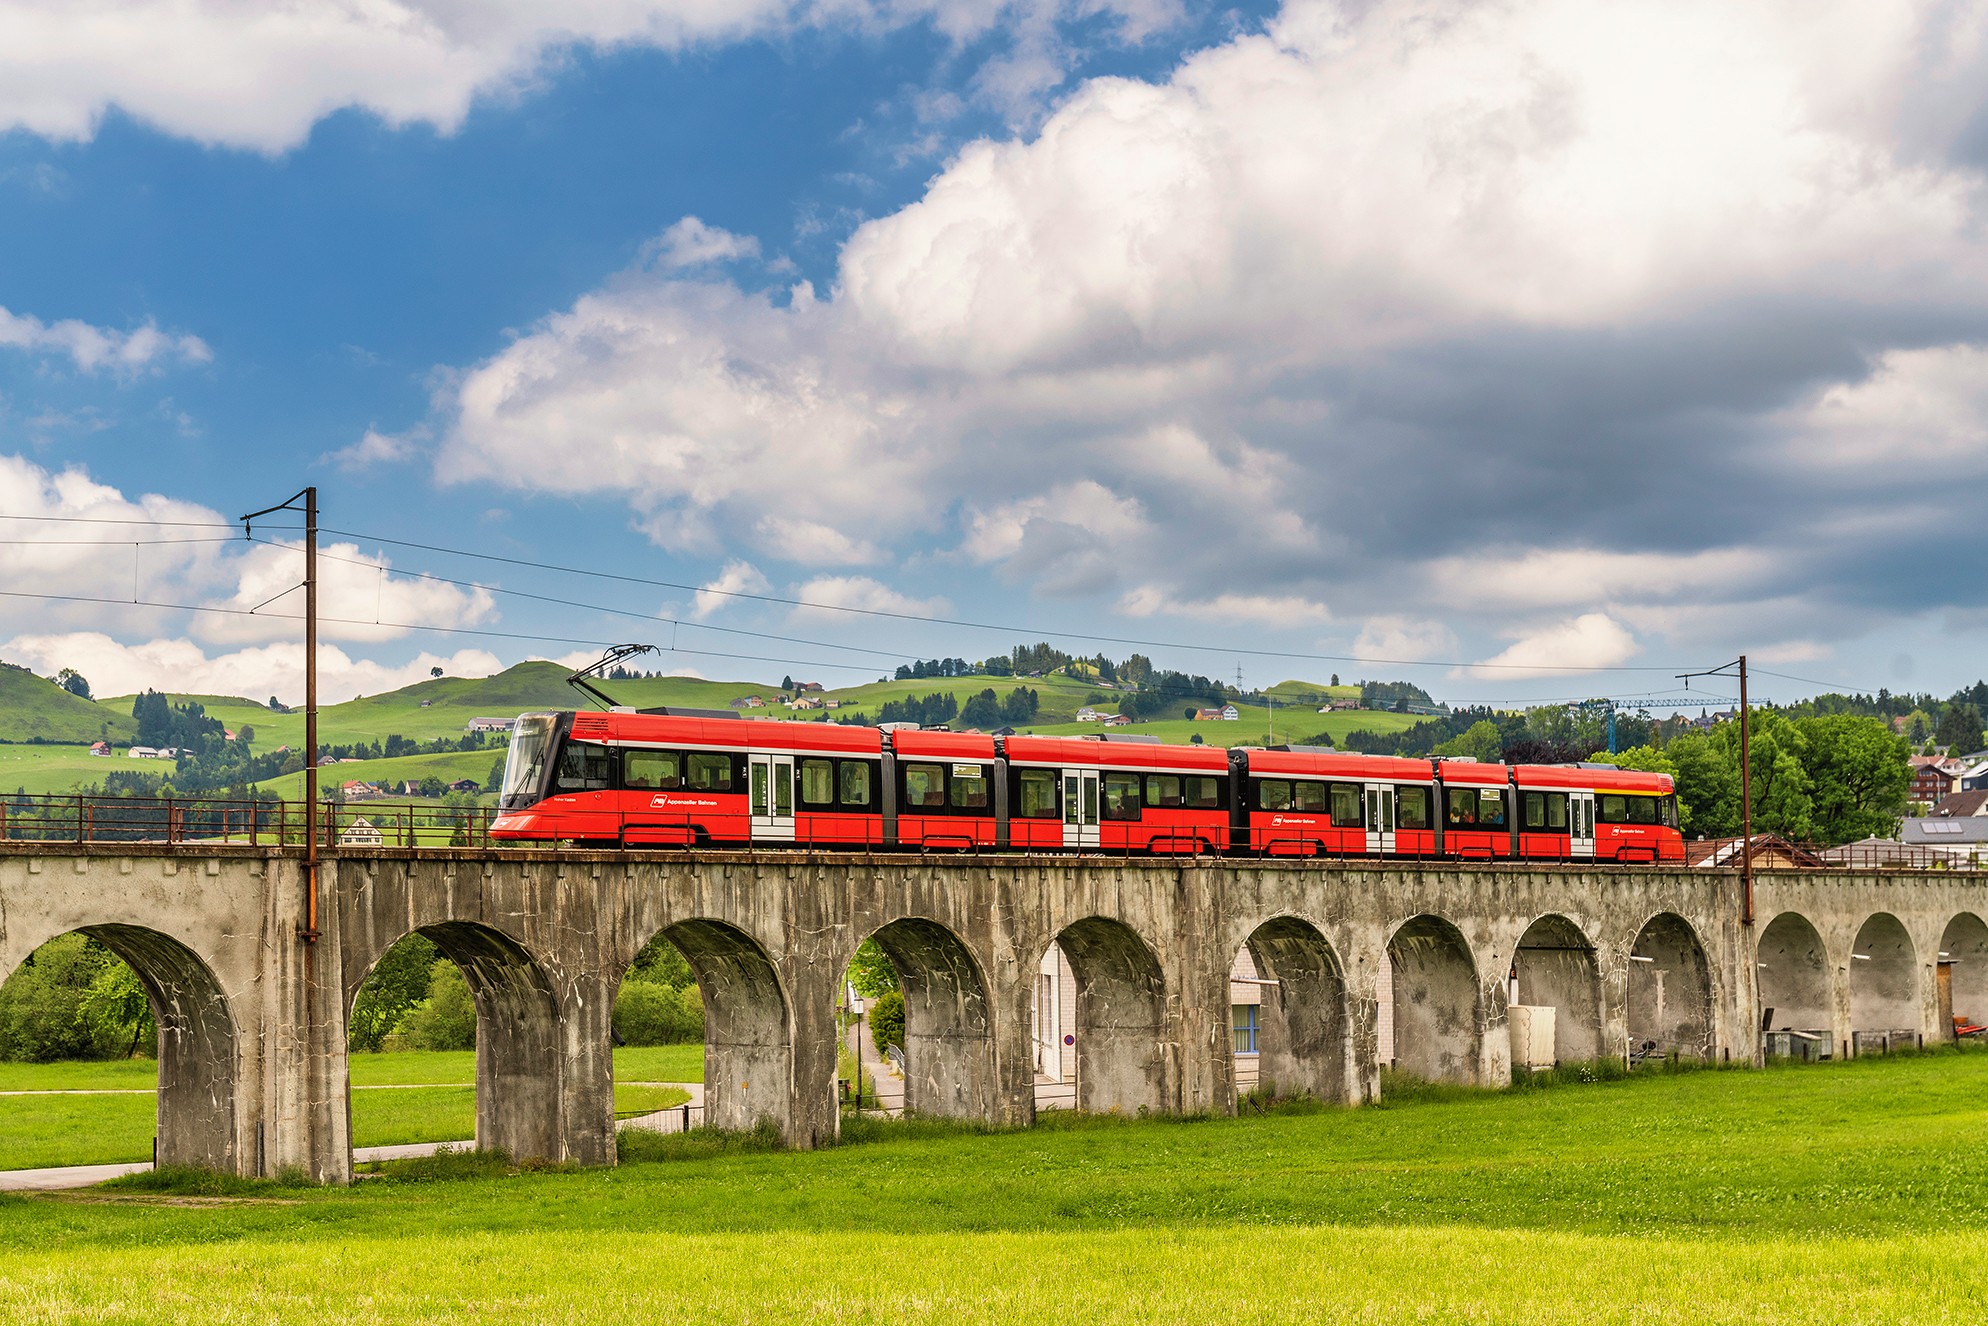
[1185,776,1222,809]
[1330,783,1363,827]
[1597,794,1627,823]
[799,759,835,807]
[1291,781,1326,813]
[1661,795,1678,828]
[904,764,947,809]
[1146,774,1183,808]
[1398,787,1430,829]
[1522,791,1572,831]
[1258,779,1292,811]
[951,765,990,810]
[686,753,736,791]
[1102,772,1142,820]
[554,741,612,791]
[623,750,681,791]
[1017,769,1059,818]
[1447,787,1506,827]
[839,761,872,808]
[1628,796,1657,825]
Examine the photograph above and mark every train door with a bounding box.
[1062,768,1100,849]
[750,753,795,842]
[1365,783,1396,855]
[1569,790,1595,860]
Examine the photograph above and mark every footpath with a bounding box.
[0,1081,706,1193]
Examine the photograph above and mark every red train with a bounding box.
[490,709,1683,863]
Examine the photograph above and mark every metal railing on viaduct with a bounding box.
[1,837,1984,1184]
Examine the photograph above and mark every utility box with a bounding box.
[1509,1005,1556,1071]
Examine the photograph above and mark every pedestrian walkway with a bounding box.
[0,1075,1094,1191]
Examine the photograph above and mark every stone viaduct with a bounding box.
[1,843,1983,1184]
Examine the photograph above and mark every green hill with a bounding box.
[0,664,137,744]
[102,661,778,753]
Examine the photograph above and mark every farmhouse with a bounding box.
[465,717,516,734]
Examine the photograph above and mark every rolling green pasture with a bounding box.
[4,1053,1988,1322]
[0,745,173,795]
[252,750,502,801]
[1025,703,1423,747]
[0,1047,703,1170]
[45,664,1437,801]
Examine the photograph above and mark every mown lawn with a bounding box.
[0,1046,702,1169]
[1,1053,1987,1322]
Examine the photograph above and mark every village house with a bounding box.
[1195,705,1241,722]
[464,717,516,734]
[1075,707,1104,722]
[1930,790,1988,819]
[89,741,110,757]
[337,817,384,847]
[1911,755,1965,805]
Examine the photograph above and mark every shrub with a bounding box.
[614,980,704,1045]
[349,933,440,1053]
[869,989,905,1057]
[0,934,144,1062]
[396,960,477,1051]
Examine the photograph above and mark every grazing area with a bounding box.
[0,1047,700,1171]
[3,1053,1987,1322]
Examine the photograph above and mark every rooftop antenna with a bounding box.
[568,643,659,711]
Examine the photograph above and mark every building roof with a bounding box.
[1931,790,1988,818]
[1903,817,1988,845]
[1685,834,1827,868]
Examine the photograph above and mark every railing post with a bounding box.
[76,796,85,845]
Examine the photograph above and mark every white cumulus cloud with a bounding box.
[0,305,210,373]
[1468,613,1639,678]
[0,0,1182,152]
[0,633,506,707]
[789,575,948,621]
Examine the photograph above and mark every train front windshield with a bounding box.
[501,714,558,809]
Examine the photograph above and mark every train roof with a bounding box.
[1243,749,1433,782]
[891,730,998,760]
[1002,735,1231,773]
[568,710,883,755]
[1514,764,1673,794]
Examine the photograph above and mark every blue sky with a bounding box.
[1,0,1985,712]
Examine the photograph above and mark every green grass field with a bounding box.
[0,1047,702,1170]
[3,1053,1988,1321]
[0,745,180,795]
